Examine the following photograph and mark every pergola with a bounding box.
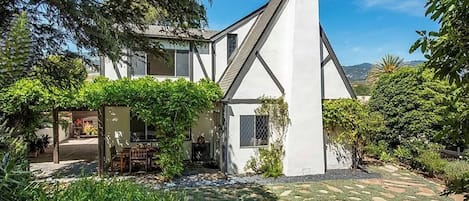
[51,106,107,175]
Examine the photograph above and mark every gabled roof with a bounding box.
[142,25,218,41]
[210,4,267,42]
[218,0,287,98]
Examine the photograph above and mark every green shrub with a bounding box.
[444,161,469,181]
[369,68,468,149]
[379,152,394,163]
[365,140,389,158]
[393,145,413,164]
[245,144,283,178]
[42,178,186,201]
[417,151,447,176]
[442,171,469,200]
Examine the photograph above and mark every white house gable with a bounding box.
[322,56,351,99]
[214,15,259,81]
[232,57,283,99]
[320,30,355,99]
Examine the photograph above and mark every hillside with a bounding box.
[343,60,425,81]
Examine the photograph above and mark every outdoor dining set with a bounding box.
[110,146,159,173]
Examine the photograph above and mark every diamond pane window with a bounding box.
[240,115,269,147]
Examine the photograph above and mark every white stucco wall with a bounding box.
[104,55,129,80]
[322,60,352,99]
[325,134,353,169]
[225,104,262,174]
[232,58,283,99]
[193,43,213,81]
[282,0,326,176]
[214,16,259,82]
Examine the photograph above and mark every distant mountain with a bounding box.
[343,63,373,81]
[343,60,425,81]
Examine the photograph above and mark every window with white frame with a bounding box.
[147,49,189,77]
[240,115,269,147]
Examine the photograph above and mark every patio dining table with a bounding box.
[119,147,158,173]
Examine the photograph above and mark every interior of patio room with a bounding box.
[104,106,222,174]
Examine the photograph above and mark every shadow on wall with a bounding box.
[325,134,353,169]
[227,144,239,174]
[104,107,131,162]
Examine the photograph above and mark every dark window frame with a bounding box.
[227,33,238,62]
[130,115,192,143]
[146,49,190,77]
[239,115,269,148]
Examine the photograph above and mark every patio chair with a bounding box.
[129,148,148,173]
[110,146,125,172]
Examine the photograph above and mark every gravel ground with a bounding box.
[154,168,381,189]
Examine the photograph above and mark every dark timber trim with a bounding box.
[189,43,194,81]
[321,55,332,68]
[98,106,105,176]
[194,46,210,79]
[211,43,216,81]
[320,25,357,99]
[222,99,261,104]
[224,0,288,99]
[211,5,266,42]
[256,52,285,95]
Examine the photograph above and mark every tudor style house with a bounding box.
[100,0,355,176]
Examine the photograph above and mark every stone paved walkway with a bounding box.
[180,164,464,201]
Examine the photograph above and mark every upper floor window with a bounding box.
[147,49,189,77]
[227,33,238,62]
[240,115,269,147]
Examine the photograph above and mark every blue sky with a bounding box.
[204,0,439,66]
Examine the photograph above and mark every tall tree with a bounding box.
[0,0,209,64]
[410,0,469,85]
[367,54,404,84]
[0,12,31,89]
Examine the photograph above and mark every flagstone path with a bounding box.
[182,164,463,201]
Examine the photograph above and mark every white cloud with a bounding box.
[359,0,426,16]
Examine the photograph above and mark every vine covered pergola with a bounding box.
[1,76,222,178]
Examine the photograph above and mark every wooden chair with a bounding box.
[110,146,124,172]
[129,148,148,173]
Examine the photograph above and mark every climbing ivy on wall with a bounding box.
[322,99,384,168]
[245,96,291,178]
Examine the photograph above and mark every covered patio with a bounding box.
[30,138,98,179]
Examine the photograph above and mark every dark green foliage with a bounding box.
[417,151,447,176]
[0,0,209,63]
[0,118,37,201]
[40,179,186,201]
[410,0,469,85]
[364,141,389,159]
[352,81,372,96]
[0,12,31,89]
[369,67,468,149]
